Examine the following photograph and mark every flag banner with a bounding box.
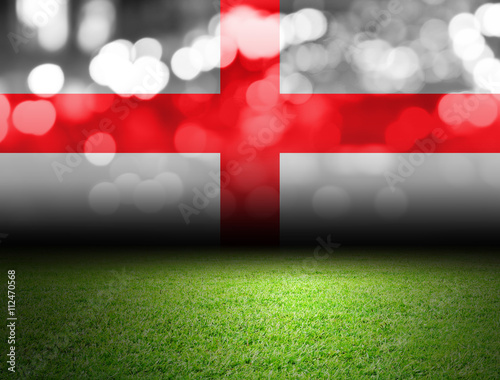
[0,153,220,245]
[281,153,500,245]
[4,151,500,246]
[0,0,499,246]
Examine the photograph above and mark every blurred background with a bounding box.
[281,153,500,245]
[0,153,220,245]
[2,0,500,95]
[0,0,220,94]
[280,0,500,93]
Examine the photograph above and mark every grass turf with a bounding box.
[1,248,500,379]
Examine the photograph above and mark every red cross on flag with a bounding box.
[1,0,500,246]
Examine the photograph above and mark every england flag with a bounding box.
[0,0,500,247]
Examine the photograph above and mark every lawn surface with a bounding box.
[1,248,499,379]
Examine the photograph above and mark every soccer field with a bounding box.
[2,248,500,379]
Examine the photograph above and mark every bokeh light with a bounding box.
[28,64,65,97]
[191,35,220,72]
[132,37,163,61]
[0,95,11,121]
[13,100,56,136]
[171,47,203,81]
[478,3,500,37]
[238,15,280,60]
[174,123,207,153]
[246,80,279,112]
[77,0,116,54]
[133,179,167,213]
[114,173,142,205]
[84,132,117,166]
[90,40,169,96]
[473,58,500,91]
[312,186,350,219]
[0,119,8,144]
[279,1,500,94]
[89,182,120,215]
[155,172,184,205]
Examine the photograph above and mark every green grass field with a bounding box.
[1,248,500,379]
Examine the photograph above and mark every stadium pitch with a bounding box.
[1,247,499,378]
